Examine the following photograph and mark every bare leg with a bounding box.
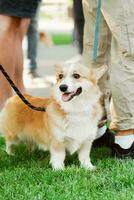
[0,16,21,109]
[78,140,95,170]
[14,18,30,92]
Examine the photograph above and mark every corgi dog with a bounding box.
[0,62,102,170]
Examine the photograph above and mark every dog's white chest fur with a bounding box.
[66,114,96,140]
[52,112,97,154]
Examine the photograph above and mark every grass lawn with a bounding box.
[0,137,134,200]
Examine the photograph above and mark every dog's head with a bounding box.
[53,62,101,112]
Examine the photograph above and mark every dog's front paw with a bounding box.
[80,160,96,171]
[51,161,64,170]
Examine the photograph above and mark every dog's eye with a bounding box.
[73,73,80,79]
[59,74,63,79]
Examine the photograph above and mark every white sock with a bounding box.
[96,125,107,139]
[115,135,134,149]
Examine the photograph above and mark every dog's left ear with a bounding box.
[88,68,97,85]
[92,64,108,82]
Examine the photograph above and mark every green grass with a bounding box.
[52,33,73,45]
[0,137,134,200]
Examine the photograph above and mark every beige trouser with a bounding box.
[82,0,134,131]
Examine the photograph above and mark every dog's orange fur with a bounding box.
[1,94,67,154]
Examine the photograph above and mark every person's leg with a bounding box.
[27,15,38,72]
[102,0,134,156]
[82,0,111,68]
[0,16,21,109]
[82,0,112,144]
[27,3,41,78]
[75,19,84,54]
[14,18,30,92]
[73,0,84,54]
[82,0,111,119]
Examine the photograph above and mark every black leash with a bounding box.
[0,64,46,112]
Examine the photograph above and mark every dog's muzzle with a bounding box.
[61,87,82,102]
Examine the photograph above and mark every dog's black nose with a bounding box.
[59,84,68,92]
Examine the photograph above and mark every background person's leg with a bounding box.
[73,0,85,54]
[0,16,21,109]
[14,18,30,92]
[27,16,38,73]
[27,3,41,78]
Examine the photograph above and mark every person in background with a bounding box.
[0,0,41,110]
[82,0,134,157]
[27,2,41,78]
[73,0,84,54]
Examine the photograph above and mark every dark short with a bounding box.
[0,0,41,18]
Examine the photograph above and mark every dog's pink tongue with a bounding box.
[62,92,73,102]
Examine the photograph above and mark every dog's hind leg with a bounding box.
[6,141,15,155]
[78,140,95,170]
[5,130,19,155]
[50,141,65,170]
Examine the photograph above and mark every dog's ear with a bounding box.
[92,64,108,81]
[88,68,97,85]
[55,64,62,75]
[55,64,63,82]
